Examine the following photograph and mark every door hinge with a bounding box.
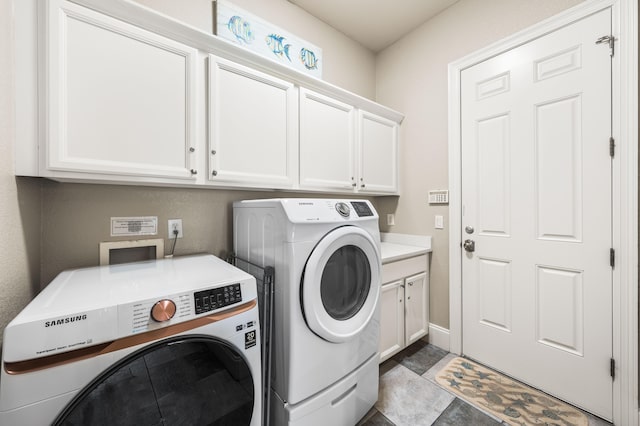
[609,137,615,157]
[610,248,615,268]
[610,358,616,380]
[596,35,615,57]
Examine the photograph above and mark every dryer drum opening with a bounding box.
[320,244,371,321]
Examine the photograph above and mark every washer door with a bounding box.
[302,226,380,343]
[53,336,254,426]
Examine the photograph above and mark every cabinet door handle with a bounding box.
[408,281,413,286]
[190,169,198,175]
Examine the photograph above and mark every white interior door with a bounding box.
[461,9,612,419]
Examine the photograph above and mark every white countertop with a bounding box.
[380,233,432,264]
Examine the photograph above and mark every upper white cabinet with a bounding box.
[18,0,403,193]
[299,89,400,195]
[208,56,297,189]
[299,88,356,191]
[358,111,399,194]
[42,0,199,182]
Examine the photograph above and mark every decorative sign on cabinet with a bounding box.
[15,0,403,195]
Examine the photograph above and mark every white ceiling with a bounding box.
[287,0,460,52]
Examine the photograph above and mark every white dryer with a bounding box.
[234,199,381,426]
[0,254,262,425]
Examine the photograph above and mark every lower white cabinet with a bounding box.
[379,254,429,362]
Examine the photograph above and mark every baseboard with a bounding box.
[427,323,450,352]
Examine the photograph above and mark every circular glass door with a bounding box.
[54,336,254,426]
[301,226,380,343]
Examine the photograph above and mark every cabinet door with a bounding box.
[208,56,297,188]
[358,111,399,194]
[45,1,198,180]
[299,88,356,191]
[404,272,428,346]
[379,280,405,362]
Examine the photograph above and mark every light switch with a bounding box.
[435,215,444,229]
[387,214,395,226]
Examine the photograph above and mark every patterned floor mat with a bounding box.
[435,357,588,426]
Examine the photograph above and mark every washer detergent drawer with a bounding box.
[274,353,379,426]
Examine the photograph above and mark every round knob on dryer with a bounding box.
[151,299,176,322]
[335,202,351,218]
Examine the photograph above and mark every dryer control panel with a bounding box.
[194,283,242,314]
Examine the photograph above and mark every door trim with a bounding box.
[447,0,638,424]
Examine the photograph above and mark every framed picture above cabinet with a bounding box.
[213,0,323,78]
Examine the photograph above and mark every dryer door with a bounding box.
[53,336,254,425]
[302,225,381,343]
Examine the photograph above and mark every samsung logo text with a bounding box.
[45,314,87,327]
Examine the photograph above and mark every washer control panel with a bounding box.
[130,293,191,334]
[351,201,374,217]
[194,283,242,315]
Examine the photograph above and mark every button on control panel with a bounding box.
[194,283,242,315]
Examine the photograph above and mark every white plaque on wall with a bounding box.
[110,216,158,237]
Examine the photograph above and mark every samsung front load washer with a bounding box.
[234,199,381,426]
[0,254,261,425]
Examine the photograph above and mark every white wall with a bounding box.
[0,0,42,347]
[374,0,584,328]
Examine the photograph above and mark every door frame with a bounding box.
[447,0,638,424]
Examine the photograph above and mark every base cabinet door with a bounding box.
[404,272,428,346]
[208,56,297,189]
[379,255,429,362]
[379,280,405,362]
[44,0,199,181]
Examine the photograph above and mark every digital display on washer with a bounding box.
[194,283,242,314]
[351,201,373,217]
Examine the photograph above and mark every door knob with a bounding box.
[463,239,475,253]
[465,226,474,234]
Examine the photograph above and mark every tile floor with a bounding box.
[357,340,613,426]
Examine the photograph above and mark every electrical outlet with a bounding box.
[387,214,395,226]
[168,219,183,239]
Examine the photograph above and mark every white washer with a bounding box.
[234,198,381,426]
[0,254,262,425]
